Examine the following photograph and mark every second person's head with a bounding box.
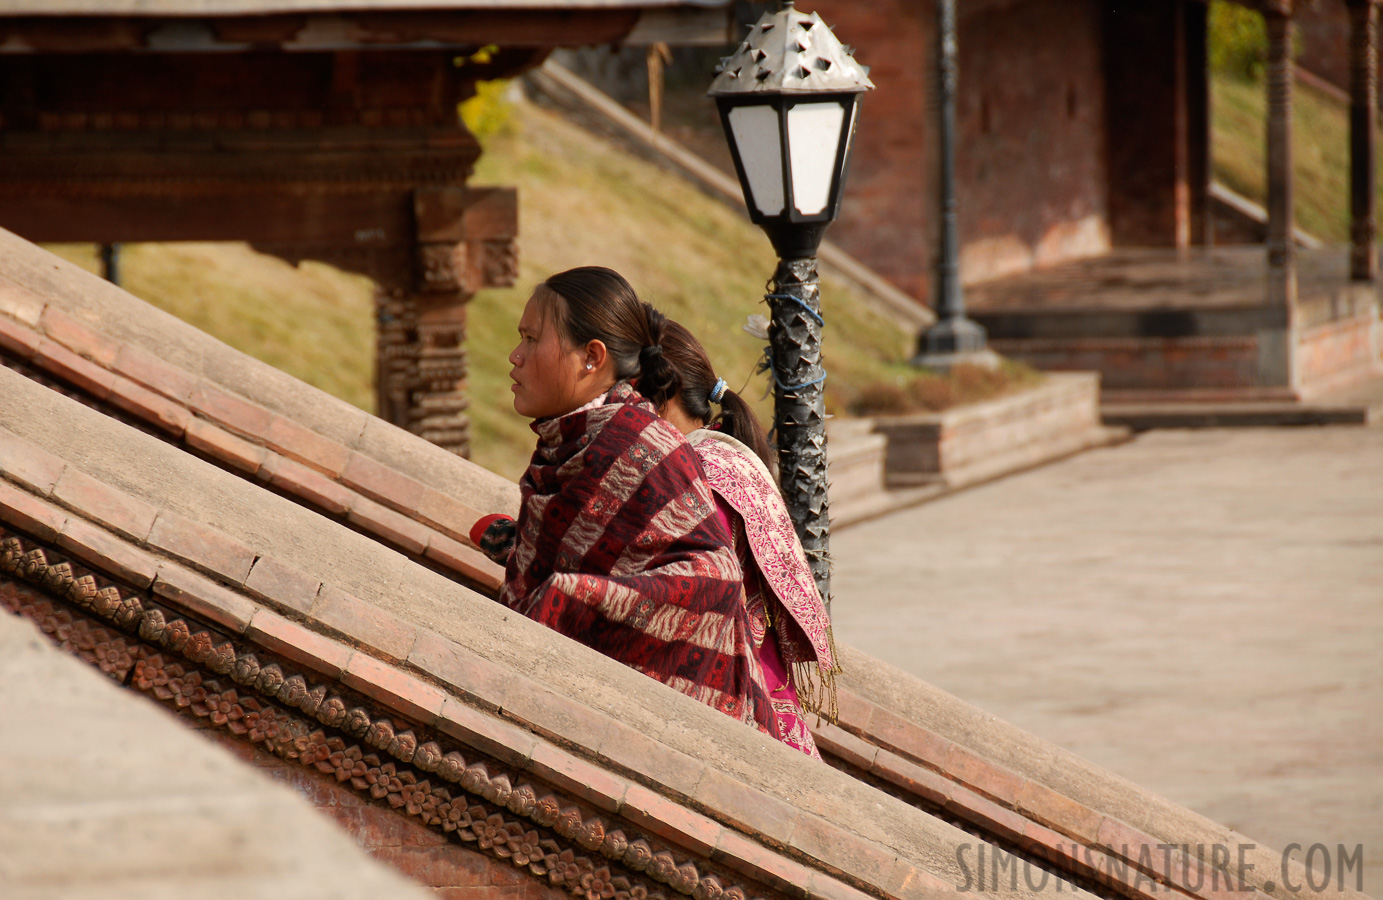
[660,320,774,471]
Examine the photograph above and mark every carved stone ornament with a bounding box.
[0,527,773,900]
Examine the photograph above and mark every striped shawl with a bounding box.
[500,382,777,736]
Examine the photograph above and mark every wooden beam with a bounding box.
[414,186,517,244]
[1349,0,1379,281]
[0,7,732,54]
[0,189,414,246]
[1264,9,1296,311]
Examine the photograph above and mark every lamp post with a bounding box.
[912,0,993,370]
[709,1,872,607]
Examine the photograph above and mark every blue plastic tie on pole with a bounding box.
[764,293,825,326]
[760,292,827,393]
[771,369,828,393]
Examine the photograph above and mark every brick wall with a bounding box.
[1297,312,1380,390]
[205,730,568,900]
[989,336,1263,392]
[812,0,1110,304]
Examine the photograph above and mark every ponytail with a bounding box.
[714,387,773,472]
[660,318,775,473]
[635,305,682,409]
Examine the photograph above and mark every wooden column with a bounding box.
[375,187,517,458]
[1185,0,1212,246]
[1349,0,1379,281]
[1264,9,1297,311]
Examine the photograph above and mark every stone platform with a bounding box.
[967,247,1380,403]
[828,374,1124,528]
[1102,370,1383,430]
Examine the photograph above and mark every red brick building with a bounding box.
[812,0,1380,400]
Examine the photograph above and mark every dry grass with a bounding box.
[845,360,1045,417]
[43,241,377,411]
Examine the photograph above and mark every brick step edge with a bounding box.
[1101,404,1378,429]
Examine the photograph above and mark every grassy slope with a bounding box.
[1211,70,1381,242]
[45,242,378,411]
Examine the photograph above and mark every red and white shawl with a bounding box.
[686,429,839,721]
[495,382,778,736]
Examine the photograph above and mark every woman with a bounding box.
[470,267,778,737]
[658,320,838,758]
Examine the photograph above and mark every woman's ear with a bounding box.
[583,339,610,375]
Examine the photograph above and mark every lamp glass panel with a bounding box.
[786,101,845,216]
[728,104,785,216]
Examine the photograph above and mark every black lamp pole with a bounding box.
[766,255,830,602]
[710,2,872,608]
[913,0,988,366]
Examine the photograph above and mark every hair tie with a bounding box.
[708,378,728,405]
[640,344,663,361]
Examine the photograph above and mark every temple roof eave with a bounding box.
[0,0,729,14]
[0,0,737,50]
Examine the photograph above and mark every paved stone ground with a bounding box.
[832,427,1383,898]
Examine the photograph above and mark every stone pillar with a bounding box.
[1264,10,1297,312]
[1349,0,1379,282]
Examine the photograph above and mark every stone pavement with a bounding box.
[832,427,1383,898]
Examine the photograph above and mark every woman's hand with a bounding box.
[470,514,517,565]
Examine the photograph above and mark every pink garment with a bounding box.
[753,591,822,759]
[707,453,826,760]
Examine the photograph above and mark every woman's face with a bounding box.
[509,293,591,420]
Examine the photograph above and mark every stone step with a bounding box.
[1103,369,1383,429]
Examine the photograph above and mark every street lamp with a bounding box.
[710,1,872,607]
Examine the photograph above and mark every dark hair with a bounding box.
[662,319,774,472]
[537,266,680,408]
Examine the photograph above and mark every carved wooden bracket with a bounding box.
[415,186,519,294]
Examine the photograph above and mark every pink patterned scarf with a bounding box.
[687,430,839,723]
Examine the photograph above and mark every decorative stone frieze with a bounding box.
[0,524,776,900]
